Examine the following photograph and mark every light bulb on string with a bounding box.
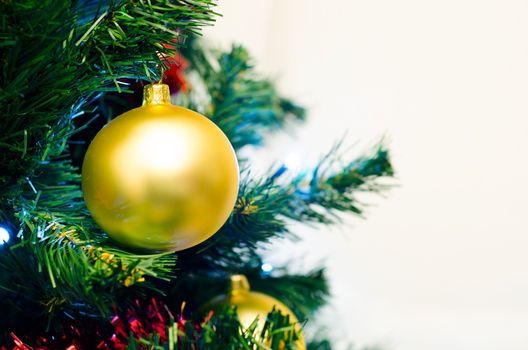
[283,152,301,170]
[0,227,10,245]
[261,263,273,273]
[270,152,304,182]
[260,262,274,277]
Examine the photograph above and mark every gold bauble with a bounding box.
[208,275,306,349]
[82,84,239,251]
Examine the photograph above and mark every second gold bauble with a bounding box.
[82,84,239,251]
[207,275,306,349]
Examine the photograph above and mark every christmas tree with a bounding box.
[0,1,394,349]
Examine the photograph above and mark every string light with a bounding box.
[0,227,10,244]
[283,153,301,170]
[261,263,273,273]
[270,152,303,181]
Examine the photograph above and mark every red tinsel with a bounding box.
[160,44,190,94]
[107,298,171,350]
[5,299,193,350]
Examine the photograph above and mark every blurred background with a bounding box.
[203,1,528,350]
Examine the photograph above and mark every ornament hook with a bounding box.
[229,274,251,296]
[143,84,171,105]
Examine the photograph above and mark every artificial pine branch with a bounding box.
[75,0,218,90]
[181,41,306,150]
[283,143,394,223]
[247,268,329,321]
[178,144,393,273]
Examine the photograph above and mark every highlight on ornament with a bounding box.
[82,83,239,252]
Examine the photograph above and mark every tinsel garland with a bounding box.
[3,298,192,350]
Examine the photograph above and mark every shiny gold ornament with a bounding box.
[82,84,239,251]
[208,275,306,349]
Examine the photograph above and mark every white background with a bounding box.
[203,1,528,349]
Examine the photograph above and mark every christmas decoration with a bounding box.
[161,44,190,94]
[82,83,239,251]
[1,1,394,347]
[0,226,10,244]
[207,275,306,349]
[5,297,304,349]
